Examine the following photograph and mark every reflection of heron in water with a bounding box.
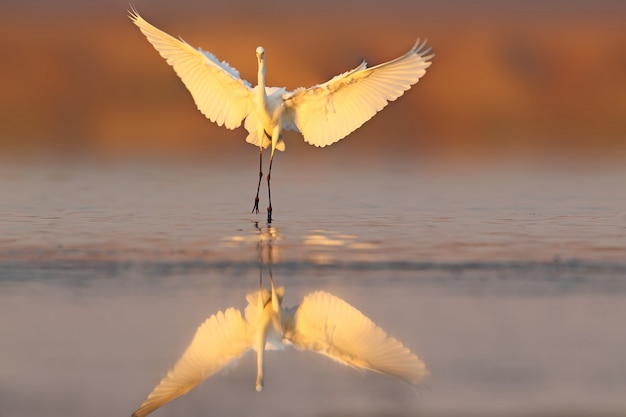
[132,227,428,417]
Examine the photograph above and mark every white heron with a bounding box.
[131,278,429,417]
[129,9,433,222]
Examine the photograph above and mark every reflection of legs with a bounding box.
[257,236,263,291]
[254,226,266,392]
[256,223,277,291]
[252,147,263,214]
[268,236,274,288]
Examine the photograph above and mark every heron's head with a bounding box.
[256,46,265,61]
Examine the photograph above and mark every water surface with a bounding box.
[1,164,625,417]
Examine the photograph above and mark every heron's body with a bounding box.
[131,281,429,417]
[130,9,434,221]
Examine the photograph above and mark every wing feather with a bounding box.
[283,291,429,385]
[129,9,253,129]
[132,308,251,417]
[283,40,433,147]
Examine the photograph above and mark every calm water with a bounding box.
[1,163,625,417]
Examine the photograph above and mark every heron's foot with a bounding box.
[252,196,260,214]
[267,205,272,224]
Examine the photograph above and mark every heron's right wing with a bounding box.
[130,8,253,129]
[282,40,433,147]
[132,308,251,417]
[283,291,429,385]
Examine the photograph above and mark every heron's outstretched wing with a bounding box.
[283,291,429,384]
[132,308,251,417]
[130,8,253,129]
[283,40,433,147]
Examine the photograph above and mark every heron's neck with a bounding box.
[257,60,267,108]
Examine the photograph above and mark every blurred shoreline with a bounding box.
[1,2,625,166]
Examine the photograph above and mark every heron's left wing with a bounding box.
[132,308,251,417]
[282,291,429,385]
[282,40,433,147]
[130,8,253,129]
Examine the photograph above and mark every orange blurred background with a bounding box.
[1,0,625,167]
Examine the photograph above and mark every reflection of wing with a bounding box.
[244,288,270,325]
[132,308,251,417]
[129,8,253,129]
[283,291,429,384]
[283,40,433,148]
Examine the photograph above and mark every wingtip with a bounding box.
[128,4,140,22]
[412,38,435,61]
[413,364,431,384]
[131,406,149,417]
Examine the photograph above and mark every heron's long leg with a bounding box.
[266,154,274,223]
[267,127,285,224]
[252,147,263,214]
[266,126,281,223]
